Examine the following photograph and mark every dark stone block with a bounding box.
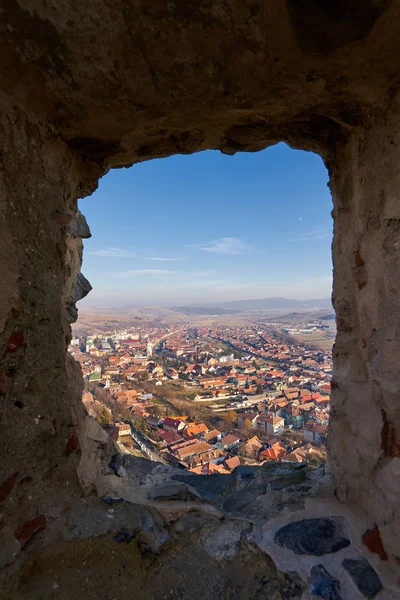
[222,484,267,514]
[172,472,234,502]
[274,517,350,556]
[147,481,202,502]
[342,558,383,599]
[113,529,135,543]
[310,564,342,599]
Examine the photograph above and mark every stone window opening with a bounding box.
[73,143,333,475]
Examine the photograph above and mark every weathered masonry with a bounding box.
[1,2,400,598]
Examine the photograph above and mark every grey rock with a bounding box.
[115,465,127,477]
[342,557,383,599]
[67,211,91,238]
[274,517,350,556]
[123,455,164,484]
[199,521,249,561]
[85,415,108,443]
[310,564,342,600]
[71,272,92,303]
[147,481,202,502]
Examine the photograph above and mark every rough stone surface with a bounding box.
[274,517,350,556]
[0,528,21,569]
[342,557,383,599]
[147,481,203,502]
[1,0,400,594]
[309,564,342,600]
[199,520,250,561]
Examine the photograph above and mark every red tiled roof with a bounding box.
[225,456,241,471]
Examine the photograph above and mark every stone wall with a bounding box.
[329,104,400,561]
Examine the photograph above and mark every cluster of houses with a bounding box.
[131,409,325,473]
[236,385,329,442]
[70,322,331,474]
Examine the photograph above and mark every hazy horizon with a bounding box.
[79,293,332,310]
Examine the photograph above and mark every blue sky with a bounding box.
[79,143,333,306]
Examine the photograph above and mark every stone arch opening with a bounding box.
[73,143,333,465]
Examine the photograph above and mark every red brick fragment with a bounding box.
[14,516,46,547]
[0,371,8,395]
[6,330,24,353]
[66,432,79,456]
[362,524,388,561]
[0,473,18,502]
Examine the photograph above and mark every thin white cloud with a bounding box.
[192,237,251,255]
[114,269,174,278]
[87,248,187,261]
[87,247,135,257]
[148,257,186,262]
[294,227,331,242]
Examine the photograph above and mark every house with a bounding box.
[166,367,179,380]
[314,395,330,408]
[221,434,240,450]
[240,435,263,458]
[284,404,306,429]
[202,376,227,389]
[115,421,131,438]
[220,353,234,363]
[237,412,258,431]
[184,422,208,438]
[145,415,163,429]
[162,417,186,434]
[158,430,182,446]
[150,365,164,378]
[256,413,285,437]
[267,401,287,418]
[189,448,225,467]
[283,387,301,401]
[189,462,229,475]
[175,441,213,460]
[281,447,307,463]
[224,456,241,471]
[260,443,286,461]
[304,423,328,444]
[319,382,331,394]
[203,429,222,443]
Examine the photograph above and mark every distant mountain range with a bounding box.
[171,297,332,315]
[209,297,331,310]
[170,306,237,316]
